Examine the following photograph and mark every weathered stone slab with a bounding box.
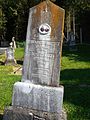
[12,82,64,114]
[3,106,44,120]
[3,106,67,120]
[0,48,7,55]
[5,47,16,65]
[22,1,65,86]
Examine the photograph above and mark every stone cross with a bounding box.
[3,1,66,120]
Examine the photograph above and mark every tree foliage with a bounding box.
[0,0,90,43]
[59,0,90,13]
[0,6,6,36]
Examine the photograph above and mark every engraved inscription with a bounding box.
[28,38,60,84]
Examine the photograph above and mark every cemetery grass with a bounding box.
[0,45,90,119]
[61,44,90,120]
[0,48,24,114]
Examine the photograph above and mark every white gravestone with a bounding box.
[5,47,16,65]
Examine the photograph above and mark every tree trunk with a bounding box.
[66,11,71,41]
[80,27,83,44]
[73,10,75,40]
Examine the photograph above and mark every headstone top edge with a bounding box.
[14,81,64,90]
[29,1,65,12]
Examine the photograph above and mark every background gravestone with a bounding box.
[3,1,66,120]
[5,37,16,65]
[68,31,77,51]
[5,47,16,65]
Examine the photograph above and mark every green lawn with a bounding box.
[0,45,90,120]
[61,44,90,120]
[0,48,24,114]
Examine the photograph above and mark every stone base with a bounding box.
[12,82,64,120]
[5,59,16,65]
[3,106,67,120]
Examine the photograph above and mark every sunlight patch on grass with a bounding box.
[0,75,21,111]
[0,66,13,74]
[15,48,24,60]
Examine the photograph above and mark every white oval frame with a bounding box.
[39,23,51,35]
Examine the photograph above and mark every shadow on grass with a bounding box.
[60,67,90,119]
[17,60,23,65]
[0,114,3,120]
[64,86,90,119]
[0,61,4,65]
[61,68,90,85]
[64,85,90,107]
[63,52,90,62]
[62,45,90,62]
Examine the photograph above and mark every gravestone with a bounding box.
[5,37,16,65]
[0,48,7,55]
[3,1,66,120]
[5,47,16,65]
[68,31,77,51]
